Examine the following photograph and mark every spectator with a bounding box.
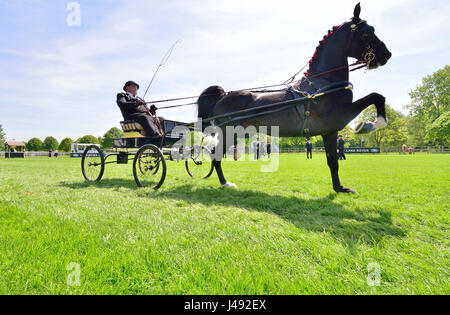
[252,140,257,160]
[260,142,266,158]
[256,141,260,160]
[409,147,414,155]
[266,142,271,159]
[305,139,313,159]
[402,144,407,154]
[49,148,53,158]
[54,150,59,158]
[337,135,346,160]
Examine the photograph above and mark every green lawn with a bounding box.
[0,153,448,294]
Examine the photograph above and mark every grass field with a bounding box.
[0,153,448,294]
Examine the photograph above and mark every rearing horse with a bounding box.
[197,3,392,193]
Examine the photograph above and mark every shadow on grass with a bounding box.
[60,180,405,247]
[60,178,139,191]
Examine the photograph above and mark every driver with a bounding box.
[116,81,164,137]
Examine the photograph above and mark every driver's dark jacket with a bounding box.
[116,92,164,137]
[116,92,150,120]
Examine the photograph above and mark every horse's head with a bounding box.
[346,3,392,69]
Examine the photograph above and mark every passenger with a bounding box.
[116,81,164,137]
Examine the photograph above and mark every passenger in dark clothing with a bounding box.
[305,139,313,159]
[337,135,346,160]
[116,81,164,137]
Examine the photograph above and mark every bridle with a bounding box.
[349,19,380,69]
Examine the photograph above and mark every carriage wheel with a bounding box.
[185,145,214,179]
[81,145,105,182]
[133,144,166,190]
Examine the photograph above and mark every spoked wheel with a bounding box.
[133,144,166,190]
[185,145,214,179]
[81,145,105,182]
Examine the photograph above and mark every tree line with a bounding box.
[0,127,124,152]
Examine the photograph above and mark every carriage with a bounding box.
[80,119,214,190]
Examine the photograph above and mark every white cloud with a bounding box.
[0,0,448,141]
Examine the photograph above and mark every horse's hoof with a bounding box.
[354,122,376,134]
[334,186,357,194]
[222,182,238,189]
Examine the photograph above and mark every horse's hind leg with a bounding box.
[352,93,388,134]
[323,132,356,194]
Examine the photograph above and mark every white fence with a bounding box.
[1,146,449,158]
[279,146,450,154]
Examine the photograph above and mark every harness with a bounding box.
[203,82,353,139]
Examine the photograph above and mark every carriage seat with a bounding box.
[120,121,148,138]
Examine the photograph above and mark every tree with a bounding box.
[356,104,408,149]
[101,127,124,149]
[339,125,359,147]
[406,66,449,145]
[0,124,5,149]
[407,66,449,123]
[77,135,99,144]
[43,137,59,151]
[27,138,44,151]
[428,111,450,145]
[59,138,74,152]
[279,136,305,149]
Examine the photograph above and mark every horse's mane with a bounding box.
[304,25,341,77]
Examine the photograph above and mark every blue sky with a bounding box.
[0,0,449,142]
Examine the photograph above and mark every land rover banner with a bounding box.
[344,148,381,154]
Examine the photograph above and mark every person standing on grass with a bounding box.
[260,141,266,158]
[49,148,52,158]
[306,139,313,159]
[402,144,407,154]
[256,140,260,160]
[267,142,271,159]
[337,135,346,160]
[252,140,258,160]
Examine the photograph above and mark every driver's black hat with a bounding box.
[123,81,140,92]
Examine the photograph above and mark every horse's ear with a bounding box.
[353,3,361,21]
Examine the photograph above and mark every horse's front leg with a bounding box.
[323,132,357,194]
[351,93,388,134]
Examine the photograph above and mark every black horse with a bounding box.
[197,3,392,193]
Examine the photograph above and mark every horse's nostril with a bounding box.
[386,51,392,59]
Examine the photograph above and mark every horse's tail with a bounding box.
[197,85,225,120]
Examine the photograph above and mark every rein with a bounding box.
[148,21,372,110]
[150,61,365,110]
